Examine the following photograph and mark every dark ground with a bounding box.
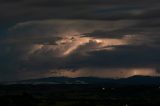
[0,84,160,106]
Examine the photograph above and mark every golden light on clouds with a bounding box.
[23,30,160,78]
[28,44,44,54]
[49,68,159,78]
[131,68,157,76]
[28,33,129,57]
[56,34,130,56]
[3,18,160,81]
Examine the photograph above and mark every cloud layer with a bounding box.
[0,0,160,23]
[0,0,160,81]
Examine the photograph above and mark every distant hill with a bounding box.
[4,75,160,85]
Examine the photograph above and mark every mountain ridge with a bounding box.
[4,75,160,85]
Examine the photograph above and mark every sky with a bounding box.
[0,0,160,81]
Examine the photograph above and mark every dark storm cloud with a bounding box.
[0,0,160,81]
[1,19,135,45]
[4,44,159,80]
[85,27,160,40]
[64,45,160,69]
[1,18,160,80]
[84,18,160,39]
[0,0,160,23]
[2,19,159,74]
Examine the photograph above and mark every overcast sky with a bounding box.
[0,0,160,81]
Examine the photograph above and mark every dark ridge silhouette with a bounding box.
[4,75,160,85]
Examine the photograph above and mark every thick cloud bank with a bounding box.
[0,0,160,81]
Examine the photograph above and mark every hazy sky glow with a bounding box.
[0,0,160,81]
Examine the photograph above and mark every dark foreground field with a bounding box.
[0,84,160,106]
